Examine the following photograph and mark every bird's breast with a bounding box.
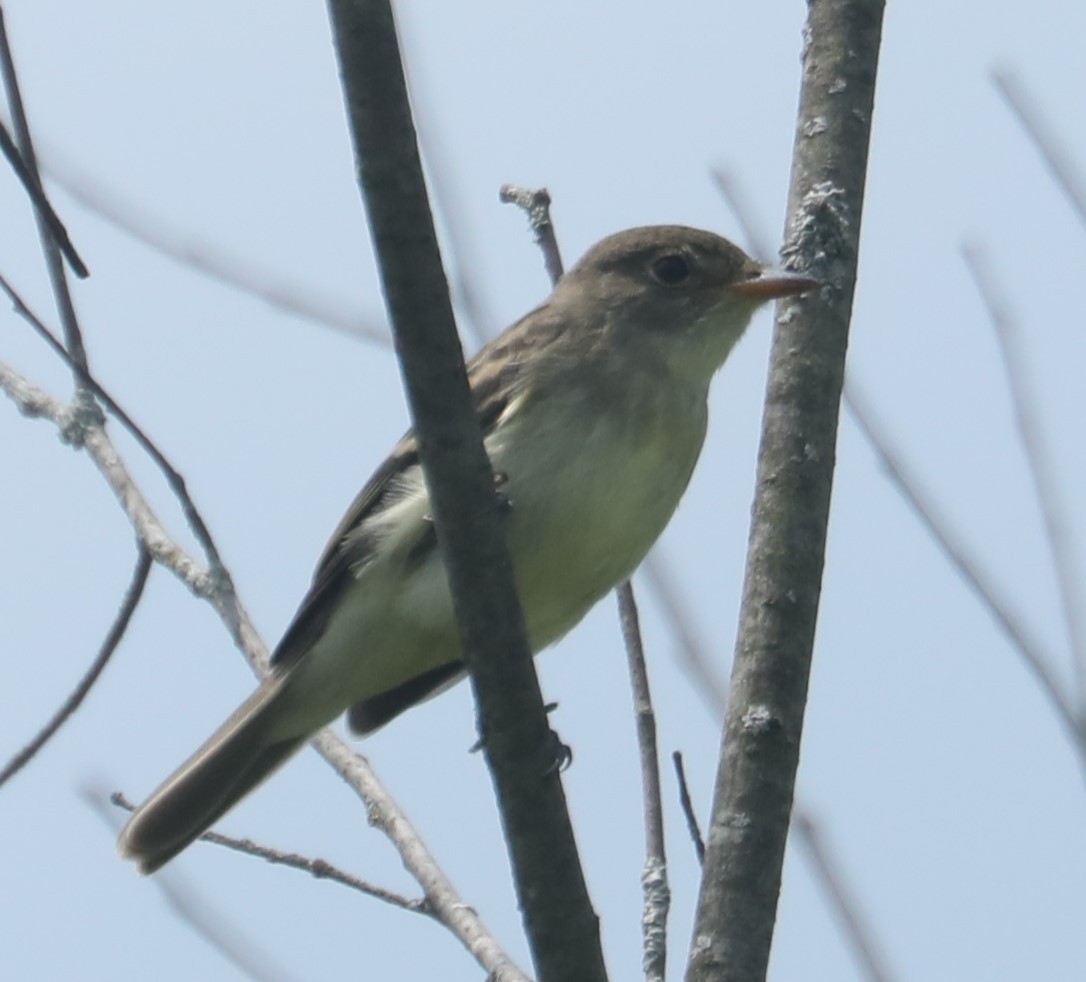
[490,383,707,648]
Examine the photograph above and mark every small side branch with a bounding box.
[0,546,151,787]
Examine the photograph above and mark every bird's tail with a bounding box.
[117,677,307,874]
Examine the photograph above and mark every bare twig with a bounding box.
[0,120,87,279]
[793,813,896,982]
[0,546,151,787]
[312,733,533,982]
[0,11,88,280]
[962,243,1086,713]
[993,69,1086,231]
[845,381,1086,760]
[0,9,92,418]
[502,182,670,979]
[0,272,230,580]
[1,356,527,982]
[499,185,564,284]
[617,583,670,982]
[110,792,429,914]
[671,752,705,865]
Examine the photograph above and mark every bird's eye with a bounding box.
[650,254,691,285]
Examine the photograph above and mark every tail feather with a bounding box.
[118,679,307,874]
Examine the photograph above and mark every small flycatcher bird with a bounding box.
[118,225,816,872]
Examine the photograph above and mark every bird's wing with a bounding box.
[269,303,561,669]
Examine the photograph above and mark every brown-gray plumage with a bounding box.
[117,226,816,873]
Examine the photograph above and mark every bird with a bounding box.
[117,224,817,873]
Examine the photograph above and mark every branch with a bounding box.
[325,3,604,979]
[0,11,88,281]
[110,792,428,914]
[688,3,884,979]
[501,183,668,980]
[0,7,91,418]
[0,545,151,787]
[617,583,669,982]
[0,357,527,980]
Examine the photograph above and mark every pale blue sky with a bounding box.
[2,2,1084,980]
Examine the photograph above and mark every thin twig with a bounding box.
[793,813,896,982]
[617,582,670,982]
[502,183,670,978]
[0,8,92,420]
[0,546,151,787]
[993,69,1086,231]
[844,381,1086,759]
[0,271,230,578]
[312,734,533,982]
[110,792,429,915]
[962,243,1086,713]
[0,9,88,281]
[0,120,87,279]
[499,184,564,284]
[0,360,528,982]
[671,752,705,865]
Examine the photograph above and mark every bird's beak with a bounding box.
[730,268,820,300]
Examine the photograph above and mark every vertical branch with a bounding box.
[618,583,670,982]
[501,184,669,980]
[324,5,606,980]
[0,9,91,384]
[688,3,884,980]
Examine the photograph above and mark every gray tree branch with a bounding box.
[688,3,884,979]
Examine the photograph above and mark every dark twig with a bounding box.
[993,69,1086,231]
[845,382,1086,758]
[0,120,87,279]
[0,546,151,787]
[0,360,527,982]
[671,752,705,865]
[110,792,429,914]
[0,10,88,281]
[499,184,564,285]
[326,4,604,979]
[617,583,670,982]
[503,183,669,978]
[962,244,1086,713]
[0,9,91,414]
[689,3,884,978]
[793,813,896,982]
[0,272,230,580]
